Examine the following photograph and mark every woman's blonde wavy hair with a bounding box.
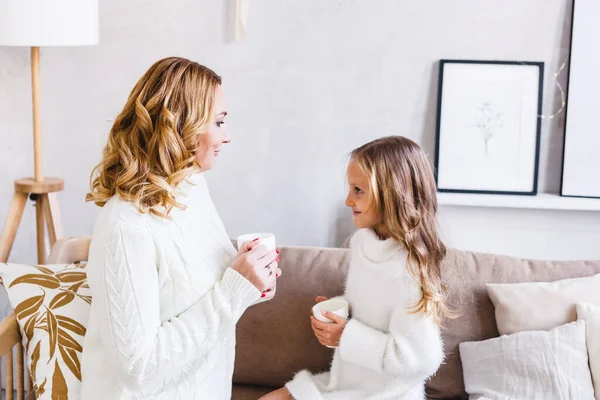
[86,57,222,216]
[351,136,454,325]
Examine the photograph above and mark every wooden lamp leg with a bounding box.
[42,193,63,246]
[0,193,28,263]
[34,196,46,265]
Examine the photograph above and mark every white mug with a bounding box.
[236,232,276,252]
[312,298,349,348]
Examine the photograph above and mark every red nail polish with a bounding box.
[253,238,259,242]
[261,293,266,298]
[276,249,280,254]
[276,273,279,278]
[276,257,280,262]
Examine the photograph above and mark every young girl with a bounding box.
[261,136,450,400]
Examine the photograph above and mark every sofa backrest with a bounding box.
[233,245,600,399]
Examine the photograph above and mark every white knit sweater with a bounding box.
[286,229,444,400]
[80,172,261,399]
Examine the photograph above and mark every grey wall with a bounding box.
[2,0,598,265]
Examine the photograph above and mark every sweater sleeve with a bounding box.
[88,221,261,389]
[338,307,443,381]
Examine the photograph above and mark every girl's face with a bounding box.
[195,86,231,171]
[345,159,387,237]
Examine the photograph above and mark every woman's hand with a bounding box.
[260,258,282,300]
[232,239,280,293]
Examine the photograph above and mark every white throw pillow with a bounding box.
[578,303,600,400]
[460,320,594,400]
[486,273,600,335]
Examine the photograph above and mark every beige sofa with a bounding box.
[232,244,600,399]
[1,238,599,399]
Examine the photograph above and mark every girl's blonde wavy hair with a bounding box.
[86,57,222,216]
[351,136,453,325]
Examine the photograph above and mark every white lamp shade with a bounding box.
[0,0,99,46]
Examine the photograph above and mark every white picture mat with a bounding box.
[561,0,600,198]
[437,63,541,192]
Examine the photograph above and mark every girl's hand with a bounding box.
[315,296,328,304]
[310,312,348,348]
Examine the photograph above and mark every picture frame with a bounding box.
[434,60,544,195]
[560,0,600,198]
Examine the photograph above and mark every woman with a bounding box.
[81,57,280,399]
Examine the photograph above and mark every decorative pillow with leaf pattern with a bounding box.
[0,262,91,399]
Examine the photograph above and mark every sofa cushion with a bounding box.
[234,245,350,387]
[487,273,600,335]
[0,262,90,400]
[430,249,600,399]
[577,303,600,400]
[460,320,593,399]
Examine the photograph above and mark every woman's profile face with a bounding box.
[195,86,230,171]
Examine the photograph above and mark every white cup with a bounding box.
[312,298,349,322]
[312,298,349,348]
[236,232,276,252]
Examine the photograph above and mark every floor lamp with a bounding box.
[0,0,99,264]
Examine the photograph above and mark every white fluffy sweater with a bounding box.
[81,172,261,399]
[286,229,444,400]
